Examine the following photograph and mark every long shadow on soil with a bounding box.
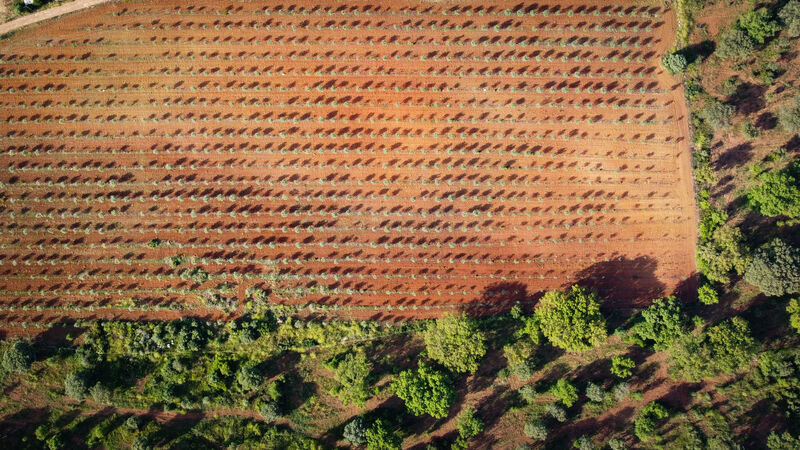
[574,256,666,308]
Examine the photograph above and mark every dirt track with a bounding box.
[0,0,697,331]
[0,0,111,36]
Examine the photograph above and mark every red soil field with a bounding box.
[0,0,696,330]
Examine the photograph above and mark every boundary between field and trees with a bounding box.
[0,0,110,37]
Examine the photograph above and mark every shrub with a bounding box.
[574,435,595,450]
[535,286,607,352]
[331,350,373,407]
[778,96,800,132]
[523,420,548,440]
[544,403,567,422]
[788,299,800,333]
[611,356,635,378]
[634,402,669,441]
[365,419,401,450]
[696,224,750,284]
[612,382,631,402]
[343,417,368,447]
[662,52,687,74]
[700,98,734,129]
[767,431,800,449]
[2,340,34,373]
[89,382,112,404]
[519,384,537,403]
[737,8,782,44]
[423,313,486,374]
[259,401,281,422]
[629,297,689,350]
[697,283,719,305]
[585,382,605,403]
[741,121,760,139]
[607,438,628,450]
[747,162,800,218]
[716,28,754,60]
[391,362,455,418]
[64,371,89,400]
[551,379,579,407]
[744,238,800,296]
[669,317,756,382]
[456,407,484,439]
[753,61,781,86]
[779,0,800,37]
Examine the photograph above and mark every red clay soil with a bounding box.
[0,0,696,333]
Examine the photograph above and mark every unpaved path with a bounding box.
[0,0,110,37]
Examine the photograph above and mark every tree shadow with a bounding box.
[680,39,715,64]
[715,142,754,170]
[730,82,767,115]
[574,257,666,306]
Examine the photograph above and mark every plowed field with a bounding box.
[0,0,696,330]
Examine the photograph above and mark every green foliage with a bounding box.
[236,361,262,392]
[455,407,484,439]
[550,378,579,407]
[698,196,728,242]
[662,52,688,74]
[574,435,595,450]
[544,403,567,422]
[788,299,800,333]
[716,28,754,60]
[696,224,750,284]
[330,350,373,407]
[65,371,89,400]
[757,349,800,416]
[779,0,800,37]
[744,238,800,296]
[778,96,800,132]
[700,98,734,129]
[518,384,537,403]
[365,419,401,450]
[697,283,719,305]
[767,431,800,450]
[611,356,635,378]
[172,417,321,449]
[753,61,781,86]
[503,340,536,380]
[392,362,455,418]
[585,382,606,403]
[343,417,368,447]
[523,420,548,440]
[607,438,628,450]
[629,297,689,351]
[259,401,281,422]
[89,382,112,404]
[634,402,669,441]
[737,8,782,44]
[2,340,35,373]
[423,313,487,374]
[669,317,756,382]
[535,286,607,352]
[741,120,760,139]
[747,162,800,218]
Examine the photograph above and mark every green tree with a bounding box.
[747,162,800,218]
[259,401,281,422]
[697,283,719,305]
[574,435,595,450]
[523,420,548,440]
[2,340,34,373]
[634,402,669,441]
[365,419,401,450]
[236,362,262,392]
[716,28,755,60]
[423,313,487,374]
[64,371,89,400]
[767,431,800,449]
[700,98,734,129]
[331,350,373,407]
[779,0,800,37]
[343,417,368,447]
[662,52,687,74]
[611,355,635,378]
[697,224,750,284]
[778,96,800,132]
[788,299,800,333]
[630,297,689,350]
[455,407,484,439]
[744,238,800,296]
[550,378,579,407]
[669,317,756,382]
[737,8,782,44]
[391,362,455,418]
[535,286,607,352]
[89,382,112,404]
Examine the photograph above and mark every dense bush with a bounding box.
[330,350,373,407]
[574,435,595,450]
[2,340,34,373]
[391,362,455,418]
[696,224,751,284]
[629,297,689,350]
[423,313,486,374]
[343,417,368,447]
[700,98,734,129]
[737,8,782,44]
[259,401,281,422]
[535,286,607,352]
[455,407,484,439]
[779,0,800,37]
[236,362,262,392]
[747,162,800,218]
[365,419,401,450]
[523,420,548,440]
[669,317,756,382]
[716,28,755,60]
[544,403,567,422]
[698,283,719,305]
[778,97,800,132]
[744,238,800,296]
[89,382,112,404]
[65,371,89,400]
[611,356,635,379]
[662,52,687,74]
[585,382,606,403]
[767,431,800,449]
[634,402,669,441]
[788,299,800,333]
[550,379,579,407]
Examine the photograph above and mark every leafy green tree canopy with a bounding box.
[423,312,487,374]
[391,362,455,419]
[716,28,755,60]
[662,52,687,74]
[2,340,35,373]
[611,355,636,379]
[456,406,484,439]
[779,0,800,37]
[747,162,800,218]
[696,224,750,284]
[330,350,373,407]
[700,98,734,129]
[634,402,669,441]
[630,296,689,351]
[737,8,782,44]
[778,96,800,132]
[744,238,800,296]
[535,286,607,352]
[550,379,579,407]
[365,419,401,450]
[669,317,756,382]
